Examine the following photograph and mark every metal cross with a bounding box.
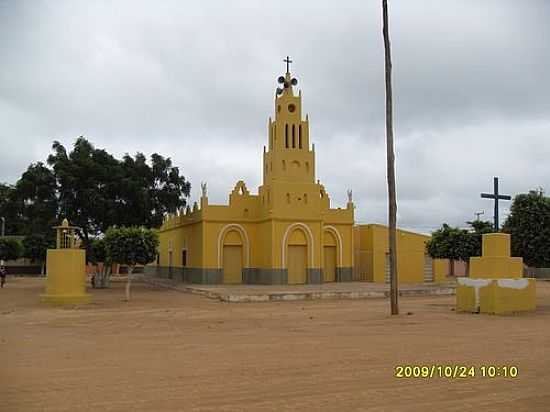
[480,177,511,231]
[284,56,292,73]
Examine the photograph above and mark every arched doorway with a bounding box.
[222,230,243,284]
[323,231,337,282]
[287,228,308,284]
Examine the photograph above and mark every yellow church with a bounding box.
[152,61,443,285]
[155,64,354,284]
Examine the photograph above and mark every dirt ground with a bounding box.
[1,278,550,412]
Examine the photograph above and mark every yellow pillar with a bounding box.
[41,219,91,305]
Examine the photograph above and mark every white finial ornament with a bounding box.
[347,189,353,203]
[201,181,207,198]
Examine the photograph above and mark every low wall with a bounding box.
[4,265,42,275]
[530,268,550,279]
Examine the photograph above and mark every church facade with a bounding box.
[153,66,354,284]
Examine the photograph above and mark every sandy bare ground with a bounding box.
[1,278,550,412]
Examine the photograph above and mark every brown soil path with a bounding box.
[1,278,550,412]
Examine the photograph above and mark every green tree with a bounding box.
[427,221,495,276]
[47,137,121,243]
[0,183,24,235]
[22,234,52,274]
[47,138,191,241]
[503,190,550,267]
[1,163,58,237]
[116,152,191,228]
[0,238,22,263]
[87,238,112,288]
[149,153,191,227]
[13,162,58,236]
[104,227,159,301]
[426,224,469,276]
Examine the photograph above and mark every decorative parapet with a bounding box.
[161,201,204,230]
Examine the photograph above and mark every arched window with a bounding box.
[304,193,308,204]
[282,160,286,170]
[286,193,291,204]
[299,125,302,148]
[292,125,296,148]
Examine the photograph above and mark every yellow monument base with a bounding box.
[41,249,91,305]
[456,277,536,314]
[469,256,524,279]
[456,233,535,314]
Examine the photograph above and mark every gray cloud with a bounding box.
[1,0,549,233]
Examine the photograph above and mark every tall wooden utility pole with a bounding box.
[382,0,399,315]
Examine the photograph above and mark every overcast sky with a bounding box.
[1,0,549,233]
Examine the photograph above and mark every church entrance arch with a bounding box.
[323,231,337,282]
[222,230,243,284]
[218,225,250,285]
[282,223,314,285]
[287,229,307,284]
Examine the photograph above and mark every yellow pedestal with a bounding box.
[469,256,523,279]
[456,233,536,314]
[41,249,91,305]
[469,233,523,279]
[457,278,536,314]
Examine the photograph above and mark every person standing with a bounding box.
[0,265,6,288]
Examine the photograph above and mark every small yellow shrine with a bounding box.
[155,63,354,284]
[41,219,91,304]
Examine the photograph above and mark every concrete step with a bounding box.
[136,275,456,303]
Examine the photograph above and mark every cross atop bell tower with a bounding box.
[284,56,292,74]
[276,57,298,98]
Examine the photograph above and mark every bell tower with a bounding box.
[263,57,315,185]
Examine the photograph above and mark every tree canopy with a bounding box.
[426,221,494,275]
[1,137,191,240]
[503,190,550,267]
[426,224,470,262]
[104,227,159,268]
[0,238,22,262]
[22,234,52,264]
[0,162,57,237]
[104,226,159,300]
